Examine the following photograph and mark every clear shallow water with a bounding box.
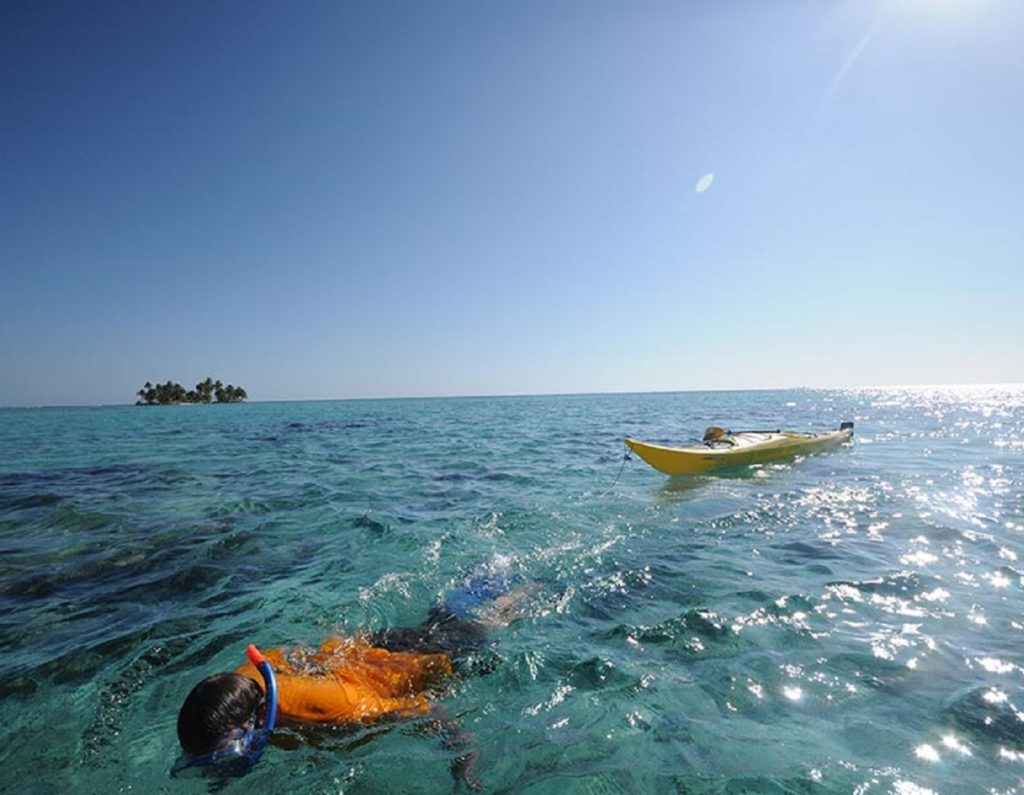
[1,387,1023,794]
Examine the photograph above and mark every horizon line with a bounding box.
[3,381,1023,411]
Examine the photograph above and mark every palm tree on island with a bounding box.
[135,377,247,405]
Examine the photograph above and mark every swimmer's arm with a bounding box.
[473,581,543,629]
[424,706,482,792]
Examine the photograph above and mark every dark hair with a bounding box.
[177,673,264,756]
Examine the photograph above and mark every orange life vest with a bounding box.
[236,637,453,723]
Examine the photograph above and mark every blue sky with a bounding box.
[2,1,1022,406]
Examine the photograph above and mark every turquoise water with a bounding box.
[2,387,1023,794]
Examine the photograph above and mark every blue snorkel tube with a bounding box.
[244,644,279,754]
[170,644,279,779]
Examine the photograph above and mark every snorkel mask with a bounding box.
[171,645,279,779]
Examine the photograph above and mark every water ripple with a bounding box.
[1,387,1023,792]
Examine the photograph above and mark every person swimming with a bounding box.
[172,573,539,787]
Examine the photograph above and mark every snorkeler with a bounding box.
[173,573,539,787]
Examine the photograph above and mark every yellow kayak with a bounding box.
[625,422,854,476]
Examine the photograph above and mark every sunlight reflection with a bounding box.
[826,583,863,602]
[940,734,972,757]
[982,688,1007,705]
[917,587,949,602]
[976,657,1016,674]
[900,550,938,567]
[524,683,573,716]
[892,779,937,795]
[954,571,977,586]
[871,594,926,618]
[989,571,1012,589]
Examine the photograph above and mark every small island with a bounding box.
[136,377,248,405]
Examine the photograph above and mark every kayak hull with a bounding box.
[625,425,853,476]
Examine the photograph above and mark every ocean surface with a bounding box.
[2,387,1023,794]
